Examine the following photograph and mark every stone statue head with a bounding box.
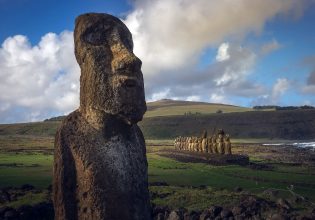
[74,13,146,124]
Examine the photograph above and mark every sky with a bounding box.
[0,0,315,123]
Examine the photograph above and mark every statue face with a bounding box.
[74,13,146,124]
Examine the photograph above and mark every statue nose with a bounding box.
[114,53,142,73]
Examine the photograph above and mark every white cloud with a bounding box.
[149,88,170,102]
[186,96,201,102]
[300,57,315,94]
[261,39,282,55]
[213,44,256,87]
[271,78,290,102]
[0,31,80,123]
[125,0,305,75]
[124,0,307,102]
[302,85,315,94]
[216,43,230,62]
[0,0,311,123]
[253,78,290,105]
[210,93,227,104]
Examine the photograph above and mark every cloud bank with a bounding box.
[0,0,311,122]
[0,32,79,123]
[301,56,315,94]
[124,0,307,102]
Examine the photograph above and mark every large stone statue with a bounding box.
[53,13,151,220]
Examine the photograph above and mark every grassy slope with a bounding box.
[145,99,252,117]
[140,109,315,139]
[0,99,251,137]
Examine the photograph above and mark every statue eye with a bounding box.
[83,32,106,45]
[82,24,111,45]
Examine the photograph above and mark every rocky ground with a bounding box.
[152,197,315,220]
[232,144,315,166]
[1,183,315,220]
[0,186,315,220]
[0,185,53,220]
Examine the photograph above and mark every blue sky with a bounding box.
[0,0,315,123]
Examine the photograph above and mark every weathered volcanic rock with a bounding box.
[53,13,150,220]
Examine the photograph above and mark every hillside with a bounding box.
[0,100,314,140]
[140,109,315,140]
[145,99,252,117]
[46,99,253,121]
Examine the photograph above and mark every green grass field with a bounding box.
[0,152,52,188]
[1,142,315,209]
[1,133,315,214]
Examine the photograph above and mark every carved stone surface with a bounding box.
[53,13,151,220]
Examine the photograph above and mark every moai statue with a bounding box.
[216,129,225,154]
[207,137,213,154]
[191,137,195,151]
[217,133,225,154]
[188,137,193,151]
[194,137,198,152]
[174,137,178,150]
[53,13,151,220]
[185,137,189,150]
[201,136,208,153]
[178,137,184,150]
[224,134,232,155]
[178,136,184,150]
[212,135,218,154]
[198,137,203,152]
[176,136,180,150]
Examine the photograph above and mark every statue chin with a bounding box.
[118,108,146,125]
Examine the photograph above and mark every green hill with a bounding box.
[140,109,315,140]
[145,99,252,117]
[1,100,314,140]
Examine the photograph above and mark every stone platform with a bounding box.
[158,149,249,166]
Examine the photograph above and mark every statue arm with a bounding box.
[53,127,78,220]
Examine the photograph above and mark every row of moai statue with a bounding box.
[174,129,232,155]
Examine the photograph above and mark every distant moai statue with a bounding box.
[201,130,207,152]
[179,137,182,150]
[193,137,198,151]
[201,137,207,153]
[174,137,178,150]
[212,135,218,153]
[174,129,232,155]
[192,137,196,151]
[197,137,201,152]
[53,13,151,220]
[185,137,188,150]
[187,137,191,151]
[224,134,232,154]
[217,129,225,154]
[207,137,213,154]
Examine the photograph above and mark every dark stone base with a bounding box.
[158,150,249,166]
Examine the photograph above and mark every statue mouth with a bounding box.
[115,76,141,89]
